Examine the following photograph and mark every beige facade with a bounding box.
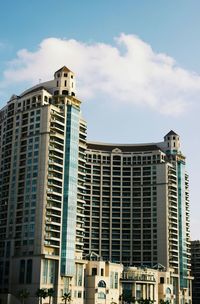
[0,66,193,304]
[121,265,188,304]
[85,255,123,304]
[84,131,192,303]
[0,67,87,304]
[84,258,188,304]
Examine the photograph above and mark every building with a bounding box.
[84,132,192,303]
[0,65,193,304]
[84,255,179,304]
[121,265,176,303]
[191,240,200,304]
[85,252,123,304]
[0,67,87,304]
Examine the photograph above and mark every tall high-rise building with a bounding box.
[0,67,87,304]
[84,132,192,303]
[0,65,193,304]
[191,240,200,304]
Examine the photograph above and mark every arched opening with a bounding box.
[62,90,68,95]
[98,280,106,288]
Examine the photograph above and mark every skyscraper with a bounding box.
[0,65,193,304]
[84,131,192,303]
[191,240,200,304]
[0,67,87,303]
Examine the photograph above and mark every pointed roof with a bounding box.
[85,251,101,261]
[153,263,166,270]
[165,130,179,137]
[54,66,73,75]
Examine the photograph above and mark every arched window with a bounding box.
[98,292,106,299]
[98,280,106,288]
[166,287,171,294]
[62,90,68,95]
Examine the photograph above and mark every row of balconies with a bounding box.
[48,179,62,188]
[49,149,64,159]
[47,186,62,194]
[46,203,61,211]
[44,239,60,248]
[46,216,61,225]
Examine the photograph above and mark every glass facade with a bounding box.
[178,161,188,289]
[61,105,80,276]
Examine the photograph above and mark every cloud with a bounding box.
[2,33,200,115]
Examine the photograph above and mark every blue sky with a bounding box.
[0,0,200,239]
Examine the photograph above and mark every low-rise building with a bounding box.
[85,253,123,304]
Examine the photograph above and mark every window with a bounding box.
[75,264,83,286]
[19,260,25,284]
[92,268,97,276]
[26,259,32,284]
[98,280,106,288]
[160,277,164,284]
[110,271,118,289]
[78,291,82,298]
[98,292,106,299]
[42,259,55,284]
[62,90,68,95]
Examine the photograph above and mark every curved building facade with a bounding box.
[84,131,192,302]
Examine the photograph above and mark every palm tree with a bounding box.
[62,292,72,304]
[36,288,48,304]
[119,292,136,304]
[18,289,30,304]
[47,288,55,304]
[138,299,155,304]
[160,300,170,304]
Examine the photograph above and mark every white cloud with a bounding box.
[2,33,200,115]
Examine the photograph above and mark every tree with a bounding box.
[160,300,171,304]
[18,289,30,304]
[119,292,136,303]
[138,299,155,304]
[36,288,48,304]
[47,288,55,304]
[62,292,72,304]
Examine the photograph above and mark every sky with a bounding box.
[0,0,200,239]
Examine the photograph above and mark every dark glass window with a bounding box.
[26,259,32,284]
[19,260,25,284]
[92,268,97,276]
[160,277,165,284]
[98,280,106,287]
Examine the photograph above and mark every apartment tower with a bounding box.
[84,132,192,303]
[0,67,86,304]
[191,240,200,304]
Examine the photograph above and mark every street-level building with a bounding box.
[85,252,123,304]
[121,265,176,303]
